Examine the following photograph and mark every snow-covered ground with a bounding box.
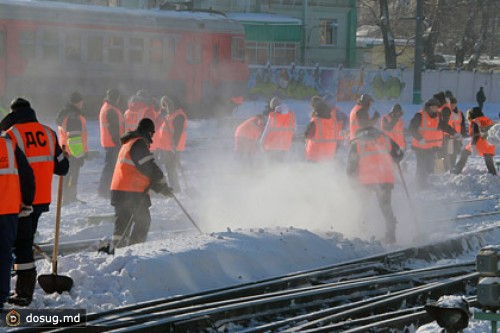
[5,99,500,332]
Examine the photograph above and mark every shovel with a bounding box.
[38,175,74,294]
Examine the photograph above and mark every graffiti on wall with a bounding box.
[248,65,406,102]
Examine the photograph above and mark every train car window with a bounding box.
[65,33,81,61]
[167,37,176,62]
[129,38,144,64]
[0,31,4,57]
[187,43,201,64]
[42,31,60,61]
[19,31,36,60]
[231,37,245,61]
[149,38,163,64]
[109,36,124,63]
[88,35,103,62]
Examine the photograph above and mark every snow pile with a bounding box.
[487,123,500,145]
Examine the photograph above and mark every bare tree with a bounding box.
[379,0,397,68]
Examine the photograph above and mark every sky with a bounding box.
[4,99,500,332]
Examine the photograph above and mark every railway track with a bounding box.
[15,224,499,333]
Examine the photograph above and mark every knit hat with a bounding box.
[70,91,83,104]
[10,98,31,112]
[137,118,155,135]
[425,98,440,107]
[106,88,120,102]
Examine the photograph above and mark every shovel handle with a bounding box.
[52,175,64,274]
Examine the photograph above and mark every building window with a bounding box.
[65,33,81,61]
[319,19,338,47]
[129,37,144,63]
[245,41,269,65]
[19,31,36,60]
[231,37,245,61]
[149,38,163,64]
[109,35,124,63]
[272,43,298,65]
[42,31,59,60]
[88,35,103,62]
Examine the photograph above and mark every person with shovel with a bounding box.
[0,136,35,310]
[2,98,69,306]
[110,118,173,250]
[346,123,404,244]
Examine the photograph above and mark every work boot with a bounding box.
[8,268,37,306]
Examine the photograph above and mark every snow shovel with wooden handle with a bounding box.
[38,175,73,294]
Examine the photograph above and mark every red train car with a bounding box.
[0,0,248,118]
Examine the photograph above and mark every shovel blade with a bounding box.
[38,274,73,294]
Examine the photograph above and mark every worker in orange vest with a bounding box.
[56,91,88,205]
[234,103,269,167]
[124,90,157,132]
[347,123,404,244]
[98,88,124,198]
[260,97,296,163]
[453,107,496,175]
[304,96,338,162]
[110,118,172,249]
[3,98,68,306]
[433,91,460,171]
[380,104,405,151]
[408,98,456,189]
[155,96,188,193]
[349,94,379,142]
[0,135,34,310]
[322,93,349,151]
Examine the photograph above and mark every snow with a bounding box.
[4,99,500,332]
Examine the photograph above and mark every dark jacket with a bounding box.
[111,130,167,207]
[346,127,404,180]
[1,106,69,212]
[15,144,36,206]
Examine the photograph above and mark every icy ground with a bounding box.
[5,99,500,332]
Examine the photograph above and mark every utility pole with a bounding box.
[302,0,308,65]
[413,0,423,104]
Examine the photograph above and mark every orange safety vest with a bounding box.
[305,117,337,162]
[470,116,495,156]
[411,111,443,149]
[58,115,88,158]
[100,102,124,148]
[157,109,187,152]
[331,107,346,142]
[356,134,394,185]
[110,137,151,193]
[124,108,147,132]
[6,123,58,205]
[381,114,405,150]
[0,138,21,214]
[235,115,264,141]
[349,104,363,141]
[262,111,295,151]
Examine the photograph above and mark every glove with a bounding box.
[19,204,33,218]
[161,186,174,197]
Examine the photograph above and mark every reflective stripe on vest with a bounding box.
[59,116,88,158]
[0,138,21,214]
